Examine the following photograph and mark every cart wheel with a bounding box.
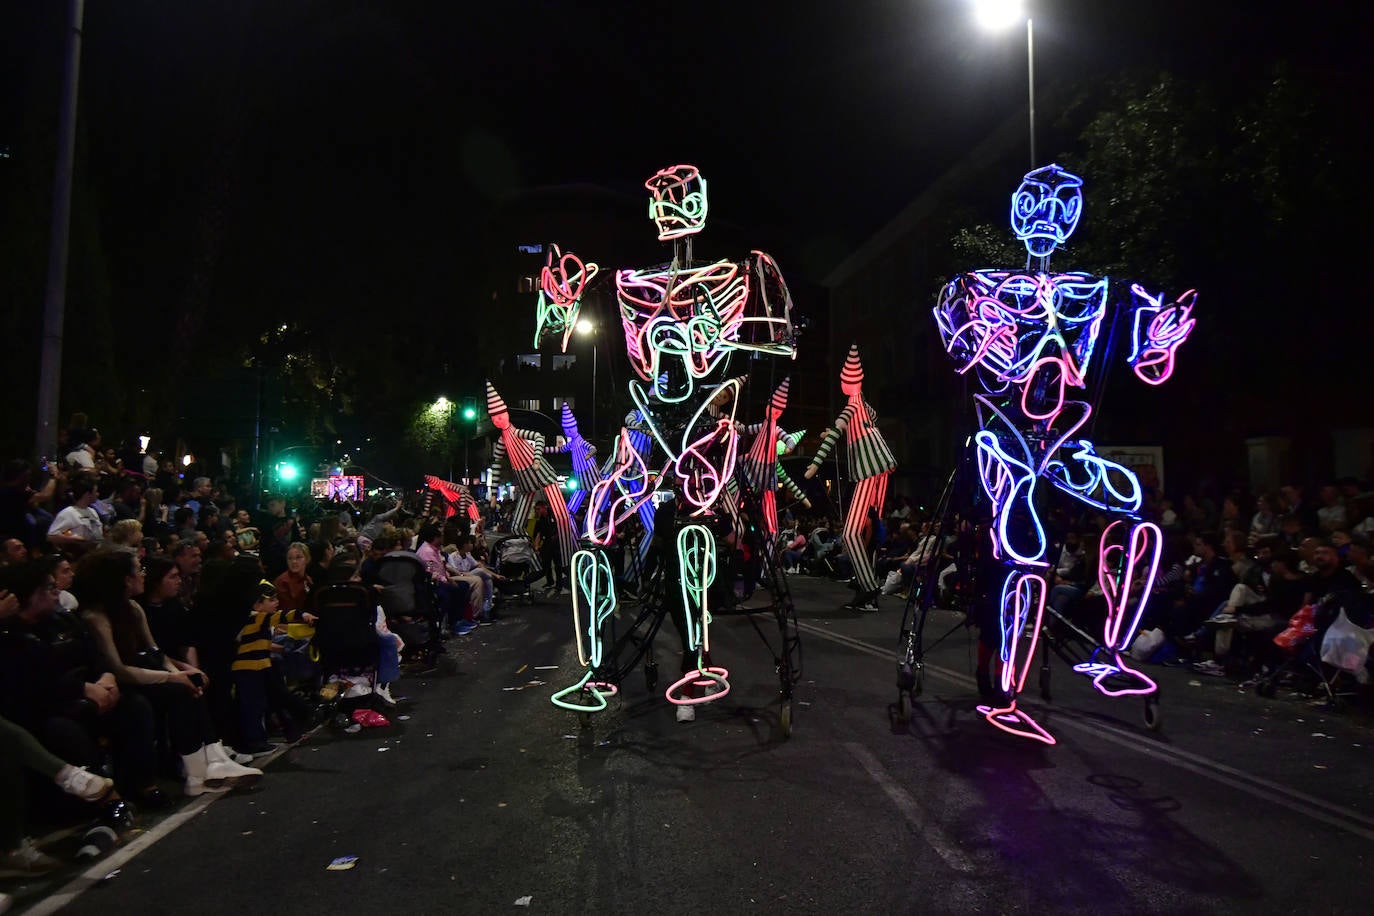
[897,691,912,723]
[1143,695,1162,731]
[1039,666,1052,702]
[779,702,793,739]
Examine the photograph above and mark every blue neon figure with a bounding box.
[547,402,603,517]
[933,164,1197,745]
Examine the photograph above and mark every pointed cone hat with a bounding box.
[559,400,578,435]
[769,377,791,413]
[485,380,508,421]
[777,428,805,456]
[840,344,864,387]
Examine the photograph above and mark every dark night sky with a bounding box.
[12,0,1362,278]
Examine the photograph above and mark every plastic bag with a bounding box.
[881,570,905,595]
[1129,627,1165,661]
[1273,604,1317,651]
[1319,610,1374,683]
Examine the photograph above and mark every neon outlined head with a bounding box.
[645,164,708,240]
[1011,164,1084,257]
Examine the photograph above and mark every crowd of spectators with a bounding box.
[782,479,1374,696]
[0,420,523,895]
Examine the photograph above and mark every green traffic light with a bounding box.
[278,463,299,482]
[565,478,578,491]
[462,406,477,421]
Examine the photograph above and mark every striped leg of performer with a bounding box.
[840,472,889,597]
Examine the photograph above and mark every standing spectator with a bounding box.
[231,580,317,754]
[64,430,98,470]
[47,475,104,555]
[531,502,566,595]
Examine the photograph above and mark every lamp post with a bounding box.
[973,0,1036,167]
[575,317,598,445]
[430,396,454,480]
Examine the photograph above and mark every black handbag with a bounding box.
[131,646,166,671]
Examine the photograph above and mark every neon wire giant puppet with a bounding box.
[544,164,802,726]
[929,164,1197,745]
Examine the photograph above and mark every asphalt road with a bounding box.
[12,575,1373,915]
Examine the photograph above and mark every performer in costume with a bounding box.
[484,381,577,584]
[805,345,897,612]
[545,402,602,517]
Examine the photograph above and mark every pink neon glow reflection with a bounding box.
[665,667,730,706]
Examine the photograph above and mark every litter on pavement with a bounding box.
[327,856,359,871]
[514,896,533,906]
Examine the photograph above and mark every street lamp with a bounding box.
[431,396,455,480]
[576,318,597,445]
[972,0,1036,166]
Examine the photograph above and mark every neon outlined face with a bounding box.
[1010,164,1084,257]
[645,164,708,240]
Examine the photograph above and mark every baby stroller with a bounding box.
[374,552,452,673]
[312,583,384,719]
[490,535,542,604]
[1255,590,1373,707]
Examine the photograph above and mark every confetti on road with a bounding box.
[514,896,533,906]
[327,856,359,871]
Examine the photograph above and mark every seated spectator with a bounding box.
[306,539,335,586]
[1305,540,1362,603]
[1171,532,1235,646]
[141,556,197,669]
[1249,493,1279,544]
[47,474,104,556]
[0,460,58,552]
[73,549,262,796]
[0,560,164,808]
[172,541,203,606]
[1048,530,1089,617]
[447,534,504,622]
[273,542,314,611]
[0,713,114,885]
[1316,485,1348,534]
[108,518,143,551]
[417,523,477,634]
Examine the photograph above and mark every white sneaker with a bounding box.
[375,684,397,707]
[0,839,63,879]
[55,765,113,802]
[675,705,696,723]
[222,746,255,766]
[204,742,263,787]
[342,681,373,699]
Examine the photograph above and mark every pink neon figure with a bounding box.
[484,381,577,575]
[804,346,898,611]
[546,164,799,718]
[934,164,1196,744]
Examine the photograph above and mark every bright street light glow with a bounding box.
[972,0,1025,30]
[431,396,451,414]
[278,463,299,481]
[181,454,193,467]
[576,318,595,335]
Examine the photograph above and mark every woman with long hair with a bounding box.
[73,550,263,796]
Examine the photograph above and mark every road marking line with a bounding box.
[798,621,1374,842]
[845,742,976,873]
[23,793,220,916]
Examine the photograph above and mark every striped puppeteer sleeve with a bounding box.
[809,403,856,468]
